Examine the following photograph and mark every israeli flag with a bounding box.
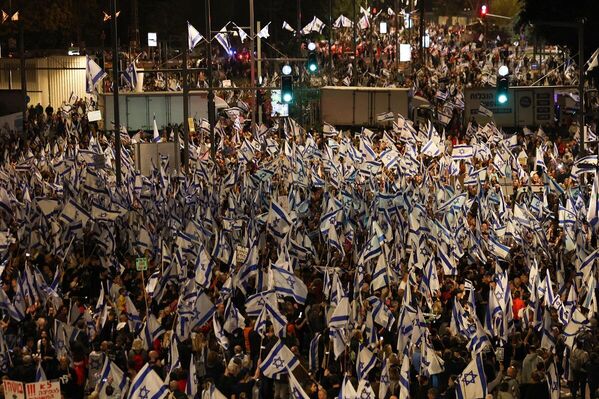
[456,354,487,399]
[98,358,129,399]
[188,22,204,50]
[215,25,231,54]
[123,61,138,89]
[587,172,598,230]
[86,56,107,93]
[153,115,161,142]
[127,363,168,399]
[452,144,474,160]
[260,340,299,378]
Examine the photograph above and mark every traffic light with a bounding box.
[480,3,488,17]
[497,65,509,105]
[281,64,293,104]
[306,42,318,74]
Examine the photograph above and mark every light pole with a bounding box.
[110,0,122,185]
[352,0,357,86]
[205,0,216,161]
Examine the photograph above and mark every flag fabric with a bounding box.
[356,345,376,380]
[478,104,493,117]
[282,21,296,33]
[215,25,231,54]
[456,354,487,399]
[86,56,107,93]
[587,48,599,72]
[123,61,138,89]
[153,115,161,143]
[36,363,47,382]
[587,172,598,230]
[271,264,308,304]
[127,363,168,399]
[333,15,353,28]
[288,368,310,399]
[452,145,474,160]
[259,340,299,378]
[188,22,204,50]
[339,375,357,399]
[257,22,271,39]
[98,358,129,399]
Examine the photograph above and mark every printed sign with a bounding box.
[87,110,102,122]
[3,380,25,399]
[136,257,148,271]
[236,246,249,265]
[24,381,60,399]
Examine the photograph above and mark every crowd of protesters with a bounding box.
[0,13,599,399]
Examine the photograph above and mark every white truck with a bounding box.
[319,86,431,127]
[464,85,579,128]
[100,92,229,131]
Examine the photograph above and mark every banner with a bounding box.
[24,381,61,399]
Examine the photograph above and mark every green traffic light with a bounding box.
[498,94,508,104]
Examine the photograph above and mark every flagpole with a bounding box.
[205,0,216,161]
[110,0,123,186]
[183,32,190,173]
[249,0,256,134]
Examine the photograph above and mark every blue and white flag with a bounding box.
[452,145,474,160]
[379,358,391,399]
[153,115,161,142]
[86,56,107,93]
[329,296,350,329]
[140,314,165,350]
[188,22,204,50]
[123,61,138,89]
[35,363,47,382]
[456,354,487,399]
[399,353,411,399]
[356,345,376,380]
[309,333,321,371]
[126,363,168,399]
[186,354,198,398]
[259,340,299,378]
[338,375,357,399]
[587,172,598,230]
[98,358,129,399]
[271,264,308,304]
[214,25,231,55]
[288,368,310,399]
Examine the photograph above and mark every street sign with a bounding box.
[136,257,148,271]
[147,32,157,47]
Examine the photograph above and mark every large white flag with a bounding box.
[127,363,168,399]
[188,22,204,50]
[587,172,598,230]
[456,354,487,399]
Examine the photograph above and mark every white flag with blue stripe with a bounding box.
[259,340,299,378]
[86,56,107,93]
[456,354,487,399]
[271,264,308,304]
[188,22,204,50]
[98,358,129,399]
[126,363,168,399]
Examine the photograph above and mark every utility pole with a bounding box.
[111,0,122,185]
[419,0,425,64]
[249,0,256,132]
[352,0,357,86]
[205,0,216,161]
[131,0,140,49]
[18,1,26,132]
[183,31,189,172]
[328,0,333,84]
[257,21,262,125]
[578,19,585,153]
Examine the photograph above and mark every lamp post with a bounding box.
[205,0,216,161]
[110,0,122,185]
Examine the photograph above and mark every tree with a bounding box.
[518,0,599,59]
